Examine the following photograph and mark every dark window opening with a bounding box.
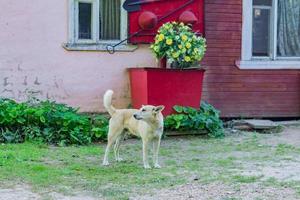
[79,2,92,40]
[252,8,271,57]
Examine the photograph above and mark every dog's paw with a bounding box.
[102,161,110,166]
[154,164,161,169]
[116,158,124,162]
[144,164,151,169]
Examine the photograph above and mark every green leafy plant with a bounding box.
[164,102,224,138]
[0,98,224,144]
[91,115,109,141]
[150,21,206,68]
[0,98,109,145]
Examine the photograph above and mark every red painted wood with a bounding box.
[128,0,204,43]
[203,83,300,92]
[202,0,300,117]
[206,0,241,5]
[205,74,299,83]
[205,4,242,14]
[129,68,205,115]
[205,13,242,23]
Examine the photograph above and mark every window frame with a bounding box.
[239,0,300,69]
[68,0,127,45]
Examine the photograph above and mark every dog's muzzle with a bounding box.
[133,114,142,120]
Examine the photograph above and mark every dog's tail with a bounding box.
[103,90,116,116]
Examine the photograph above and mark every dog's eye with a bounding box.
[142,109,146,112]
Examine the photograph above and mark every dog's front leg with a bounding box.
[142,139,151,169]
[153,138,161,168]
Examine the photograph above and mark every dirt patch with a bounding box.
[131,182,298,200]
[260,126,300,147]
[0,185,40,200]
[49,192,98,200]
[239,161,300,181]
[231,126,300,182]
[0,185,98,200]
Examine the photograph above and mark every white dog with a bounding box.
[102,90,164,169]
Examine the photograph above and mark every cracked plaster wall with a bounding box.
[0,0,156,112]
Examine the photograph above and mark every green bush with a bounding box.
[0,98,109,145]
[0,98,223,145]
[91,114,109,141]
[164,102,224,138]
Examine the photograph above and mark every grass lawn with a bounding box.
[1,126,300,200]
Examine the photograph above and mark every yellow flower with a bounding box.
[172,52,179,58]
[184,56,191,62]
[178,45,183,49]
[181,35,188,41]
[166,39,173,45]
[158,34,165,42]
[186,42,191,49]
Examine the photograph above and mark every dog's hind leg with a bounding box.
[114,133,124,162]
[102,123,123,166]
[153,138,161,168]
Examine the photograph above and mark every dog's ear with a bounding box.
[155,105,165,113]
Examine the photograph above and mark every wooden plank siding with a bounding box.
[202,0,300,118]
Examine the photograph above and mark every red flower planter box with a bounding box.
[128,67,205,115]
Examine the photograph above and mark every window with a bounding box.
[277,0,300,57]
[239,0,300,69]
[78,2,93,40]
[252,0,272,57]
[68,0,127,45]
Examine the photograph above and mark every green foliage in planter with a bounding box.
[164,102,224,138]
[0,98,109,145]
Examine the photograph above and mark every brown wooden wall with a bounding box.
[202,0,300,118]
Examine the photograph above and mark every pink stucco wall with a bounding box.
[0,0,156,112]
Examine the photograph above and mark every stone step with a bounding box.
[243,119,278,130]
